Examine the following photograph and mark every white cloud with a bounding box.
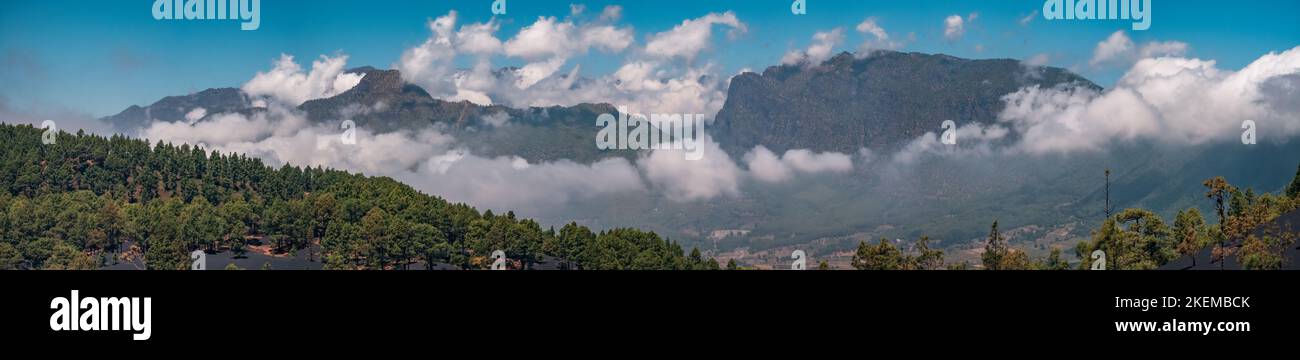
[644,11,746,62]
[406,155,645,213]
[1138,41,1190,59]
[388,10,755,119]
[184,108,207,123]
[456,20,504,56]
[782,28,845,65]
[743,146,792,183]
[397,11,500,98]
[638,137,742,202]
[744,146,855,183]
[504,17,576,60]
[138,104,648,214]
[1090,31,1135,67]
[481,111,510,128]
[1090,31,1189,67]
[854,18,902,53]
[891,123,1009,165]
[1001,46,1300,154]
[1019,11,1038,26]
[515,57,568,89]
[943,15,966,41]
[399,10,718,114]
[242,54,365,106]
[600,5,623,22]
[140,105,293,149]
[502,16,633,60]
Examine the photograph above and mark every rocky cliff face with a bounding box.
[710,51,1100,156]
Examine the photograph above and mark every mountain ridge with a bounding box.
[100,51,1105,163]
[711,51,1100,156]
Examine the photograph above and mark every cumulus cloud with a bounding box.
[494,11,634,92]
[184,108,207,123]
[1090,31,1188,67]
[397,11,493,99]
[456,20,504,56]
[744,146,855,183]
[141,103,856,208]
[644,11,747,62]
[600,5,623,22]
[855,18,901,52]
[138,104,647,213]
[242,54,365,106]
[1089,31,1134,67]
[406,155,645,212]
[393,9,730,116]
[143,100,863,207]
[135,44,792,210]
[891,122,1009,165]
[140,104,299,146]
[1001,46,1300,154]
[782,28,845,65]
[502,16,632,60]
[638,137,741,201]
[943,14,966,41]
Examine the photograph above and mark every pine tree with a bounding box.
[981,221,1008,270]
[852,238,904,270]
[911,236,945,270]
[1172,208,1207,267]
[1203,177,1234,270]
[1043,248,1069,270]
[0,243,25,269]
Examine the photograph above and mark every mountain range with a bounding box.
[103,51,1099,162]
[712,51,1099,155]
[95,50,1300,265]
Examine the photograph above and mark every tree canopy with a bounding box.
[0,123,713,270]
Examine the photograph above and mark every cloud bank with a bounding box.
[1003,46,1300,154]
[394,9,739,117]
[242,54,365,106]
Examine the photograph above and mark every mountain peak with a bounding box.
[712,51,1100,156]
[100,87,248,130]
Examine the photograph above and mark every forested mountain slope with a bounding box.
[0,124,718,270]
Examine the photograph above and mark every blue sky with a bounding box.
[2,0,1297,117]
